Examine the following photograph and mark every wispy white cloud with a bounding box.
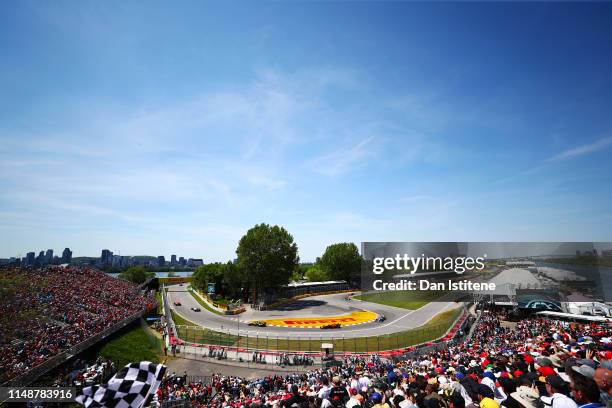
[398,195,431,203]
[547,136,612,161]
[0,67,385,258]
[494,136,612,185]
[309,136,379,177]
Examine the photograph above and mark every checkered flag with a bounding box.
[76,362,166,408]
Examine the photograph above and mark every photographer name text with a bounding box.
[372,279,496,291]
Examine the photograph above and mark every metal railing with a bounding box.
[172,319,459,353]
[464,310,482,342]
[159,400,193,408]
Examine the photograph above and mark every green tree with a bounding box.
[192,263,225,293]
[305,264,329,282]
[119,265,154,284]
[222,261,247,299]
[319,242,362,283]
[236,223,299,298]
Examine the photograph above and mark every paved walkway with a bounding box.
[164,355,316,379]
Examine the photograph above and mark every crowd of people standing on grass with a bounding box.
[0,265,154,383]
[152,311,612,408]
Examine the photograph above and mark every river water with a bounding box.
[107,270,193,278]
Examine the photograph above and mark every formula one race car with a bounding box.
[174,301,182,306]
[376,315,386,323]
[248,321,267,327]
[321,323,341,329]
[190,307,201,312]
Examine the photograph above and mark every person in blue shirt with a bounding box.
[571,373,604,408]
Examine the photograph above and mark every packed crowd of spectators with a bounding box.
[0,266,155,383]
[153,311,612,408]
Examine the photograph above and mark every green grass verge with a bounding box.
[354,290,446,310]
[170,309,199,326]
[171,309,239,346]
[172,307,462,352]
[187,287,224,316]
[99,324,162,368]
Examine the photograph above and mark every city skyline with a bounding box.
[1,1,612,261]
[6,246,203,268]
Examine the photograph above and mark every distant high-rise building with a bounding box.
[61,248,72,264]
[179,256,186,266]
[26,252,35,266]
[37,251,45,265]
[101,249,113,265]
[121,256,133,267]
[45,249,53,264]
[188,258,203,267]
[170,254,177,265]
[157,256,166,267]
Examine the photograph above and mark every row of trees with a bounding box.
[191,261,246,300]
[191,223,362,301]
[304,242,361,283]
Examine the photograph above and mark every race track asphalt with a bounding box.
[165,284,457,339]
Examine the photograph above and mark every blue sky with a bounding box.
[1,1,612,261]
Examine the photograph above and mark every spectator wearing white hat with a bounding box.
[511,386,540,408]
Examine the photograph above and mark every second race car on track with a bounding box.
[321,323,341,329]
[248,321,267,327]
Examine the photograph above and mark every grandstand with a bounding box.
[254,281,351,307]
[281,280,350,297]
[0,266,156,386]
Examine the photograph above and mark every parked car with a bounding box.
[321,323,341,329]
[190,307,201,312]
[248,321,267,327]
[174,301,181,306]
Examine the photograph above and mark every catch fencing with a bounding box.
[163,291,468,358]
[172,317,459,353]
